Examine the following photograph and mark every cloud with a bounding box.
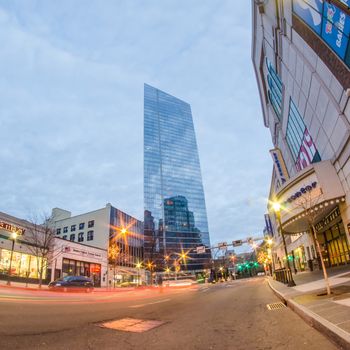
[0,0,273,245]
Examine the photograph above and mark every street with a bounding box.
[0,278,338,350]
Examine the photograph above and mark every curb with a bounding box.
[267,279,350,350]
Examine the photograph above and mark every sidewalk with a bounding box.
[268,266,350,349]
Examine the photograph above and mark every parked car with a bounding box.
[48,276,94,292]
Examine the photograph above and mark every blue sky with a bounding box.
[0,0,273,249]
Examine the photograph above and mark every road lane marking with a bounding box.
[200,288,209,292]
[129,298,171,308]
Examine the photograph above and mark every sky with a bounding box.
[0,0,273,250]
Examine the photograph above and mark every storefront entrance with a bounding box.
[315,208,350,267]
[62,258,101,287]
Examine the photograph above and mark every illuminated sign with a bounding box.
[0,221,25,235]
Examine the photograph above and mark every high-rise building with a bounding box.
[144,84,211,272]
[252,0,350,271]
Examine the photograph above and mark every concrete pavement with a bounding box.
[268,266,350,349]
[0,278,338,349]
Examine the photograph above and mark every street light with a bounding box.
[272,202,296,287]
[7,231,18,285]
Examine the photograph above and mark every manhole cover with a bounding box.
[267,302,286,310]
[100,318,165,333]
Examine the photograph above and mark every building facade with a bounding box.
[252,0,350,270]
[144,83,211,272]
[51,203,144,286]
[0,212,48,283]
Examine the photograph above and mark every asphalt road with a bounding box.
[0,278,339,350]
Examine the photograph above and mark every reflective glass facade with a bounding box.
[266,58,283,120]
[144,84,211,271]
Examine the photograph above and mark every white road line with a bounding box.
[200,288,209,292]
[129,298,171,308]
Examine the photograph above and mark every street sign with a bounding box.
[196,246,206,254]
[232,240,243,247]
[218,242,227,250]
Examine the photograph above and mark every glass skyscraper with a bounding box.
[144,83,211,272]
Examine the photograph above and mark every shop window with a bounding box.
[78,232,84,242]
[88,220,95,228]
[71,224,76,232]
[87,230,94,241]
[79,222,85,230]
[70,234,75,242]
[63,226,68,233]
[56,228,61,235]
[286,98,321,171]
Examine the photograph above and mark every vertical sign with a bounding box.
[270,148,290,185]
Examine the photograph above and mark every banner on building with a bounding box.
[264,214,273,235]
[270,148,289,186]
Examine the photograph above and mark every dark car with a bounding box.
[48,276,94,292]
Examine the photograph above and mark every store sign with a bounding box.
[321,3,350,59]
[293,0,323,34]
[270,148,289,186]
[282,181,318,206]
[0,221,25,235]
[62,245,103,259]
[315,207,341,231]
[340,0,350,7]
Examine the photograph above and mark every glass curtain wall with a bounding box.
[144,84,211,272]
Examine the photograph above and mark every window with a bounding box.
[286,98,321,171]
[292,0,350,66]
[88,220,94,228]
[71,224,76,232]
[56,228,61,235]
[63,227,68,233]
[62,235,67,240]
[79,223,85,230]
[266,58,283,120]
[78,232,84,242]
[70,234,75,241]
[87,230,94,241]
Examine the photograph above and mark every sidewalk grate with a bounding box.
[267,302,286,310]
[99,318,165,333]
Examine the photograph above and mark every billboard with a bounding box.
[321,2,350,59]
[293,0,323,34]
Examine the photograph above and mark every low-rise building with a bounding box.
[51,203,144,286]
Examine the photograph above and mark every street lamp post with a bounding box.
[272,203,296,287]
[7,231,18,285]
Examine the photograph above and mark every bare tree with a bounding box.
[292,190,331,295]
[25,214,56,288]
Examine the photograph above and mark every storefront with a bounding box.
[271,160,349,268]
[315,207,350,267]
[0,213,47,283]
[51,238,108,287]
